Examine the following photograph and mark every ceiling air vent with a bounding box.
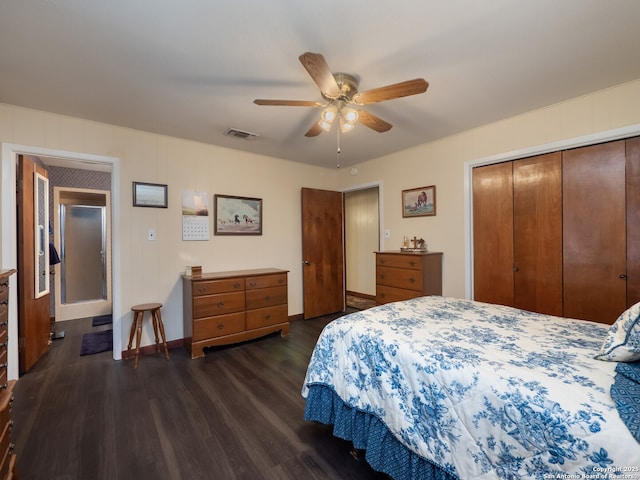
[224,128,260,140]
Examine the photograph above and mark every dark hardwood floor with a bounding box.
[13,309,388,480]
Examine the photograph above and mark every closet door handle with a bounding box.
[619,274,627,279]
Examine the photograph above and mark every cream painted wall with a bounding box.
[0,104,338,361]
[338,80,640,299]
[2,78,640,365]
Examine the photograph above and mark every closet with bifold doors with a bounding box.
[473,136,640,324]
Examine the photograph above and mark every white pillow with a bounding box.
[595,301,640,362]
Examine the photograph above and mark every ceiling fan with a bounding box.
[254,52,429,137]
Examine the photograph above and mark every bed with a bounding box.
[301,296,640,480]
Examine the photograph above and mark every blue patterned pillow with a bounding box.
[595,302,640,362]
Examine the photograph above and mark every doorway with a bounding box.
[344,185,380,306]
[1,143,122,380]
[54,187,112,322]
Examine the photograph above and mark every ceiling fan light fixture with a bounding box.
[339,117,356,133]
[342,108,358,124]
[321,106,337,123]
[319,119,333,132]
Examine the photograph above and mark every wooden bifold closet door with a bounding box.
[562,141,626,323]
[473,153,562,316]
[473,138,639,324]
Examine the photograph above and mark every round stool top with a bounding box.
[131,302,163,312]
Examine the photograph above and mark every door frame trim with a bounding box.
[1,143,122,379]
[463,123,640,301]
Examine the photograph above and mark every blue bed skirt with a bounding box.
[304,384,457,480]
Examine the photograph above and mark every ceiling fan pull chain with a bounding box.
[336,127,341,169]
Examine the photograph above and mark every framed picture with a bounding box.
[402,185,436,217]
[214,194,262,235]
[133,182,168,208]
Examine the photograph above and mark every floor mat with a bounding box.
[91,314,112,326]
[80,329,113,356]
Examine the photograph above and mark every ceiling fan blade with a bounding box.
[352,78,429,105]
[358,110,392,133]
[298,52,341,98]
[254,99,324,107]
[305,122,324,137]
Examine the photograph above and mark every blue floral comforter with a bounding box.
[302,296,640,479]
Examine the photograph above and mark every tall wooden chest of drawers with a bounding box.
[183,268,289,359]
[0,269,16,479]
[375,251,443,305]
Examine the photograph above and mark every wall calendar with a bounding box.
[182,191,210,241]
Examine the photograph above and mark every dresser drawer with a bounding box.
[376,266,423,291]
[193,312,245,341]
[246,273,287,290]
[192,278,244,296]
[0,424,10,480]
[245,286,287,310]
[376,253,423,270]
[246,304,288,330]
[193,291,245,318]
[376,285,422,304]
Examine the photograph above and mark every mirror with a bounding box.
[34,172,49,298]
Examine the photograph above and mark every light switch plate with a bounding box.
[147,229,156,241]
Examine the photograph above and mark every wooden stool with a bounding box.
[127,303,169,368]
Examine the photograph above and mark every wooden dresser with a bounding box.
[183,268,289,359]
[375,251,443,305]
[0,269,16,479]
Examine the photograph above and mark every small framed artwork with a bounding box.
[402,185,436,217]
[133,182,168,208]
[214,194,262,235]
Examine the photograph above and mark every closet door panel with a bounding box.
[513,153,563,316]
[627,136,640,307]
[563,141,626,324]
[473,162,514,306]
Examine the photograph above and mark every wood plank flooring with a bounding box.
[12,310,388,480]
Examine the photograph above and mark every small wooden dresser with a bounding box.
[375,251,443,305]
[183,268,289,359]
[0,269,16,479]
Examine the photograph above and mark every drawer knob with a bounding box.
[217,323,225,330]
[278,278,284,284]
[409,261,416,267]
[409,277,416,283]
[265,314,271,320]
[380,274,385,279]
[249,282,257,287]
[197,287,206,293]
[234,282,241,289]
[217,301,225,307]
[0,300,7,306]
[264,295,271,301]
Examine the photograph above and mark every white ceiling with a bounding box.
[1,1,640,169]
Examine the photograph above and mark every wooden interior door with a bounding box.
[627,136,640,307]
[301,188,344,319]
[473,161,514,306]
[563,141,627,323]
[513,152,563,316]
[17,155,51,373]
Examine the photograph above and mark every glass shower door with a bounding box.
[60,204,107,303]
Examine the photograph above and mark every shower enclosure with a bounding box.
[60,204,107,303]
[54,188,111,321]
